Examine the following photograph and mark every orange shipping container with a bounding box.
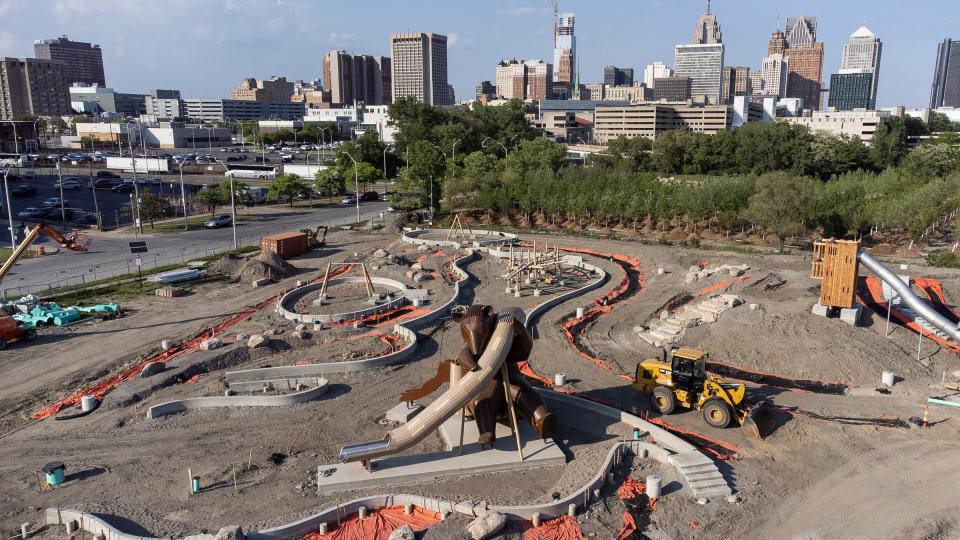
[260,232,309,259]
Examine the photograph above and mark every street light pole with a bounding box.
[125,121,143,235]
[382,146,389,196]
[344,151,361,223]
[2,169,15,250]
[178,161,189,230]
[3,121,19,154]
[214,159,238,250]
[86,138,101,230]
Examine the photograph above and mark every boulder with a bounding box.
[140,361,165,378]
[252,278,271,288]
[374,248,389,258]
[295,323,307,331]
[292,330,311,340]
[411,263,423,272]
[466,511,506,540]
[215,526,245,540]
[684,272,697,284]
[199,338,222,351]
[454,500,478,515]
[387,525,415,540]
[412,272,428,283]
[247,334,268,348]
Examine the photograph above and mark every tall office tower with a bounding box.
[692,3,722,44]
[827,72,874,110]
[494,59,552,100]
[553,13,576,84]
[390,33,452,106]
[675,44,724,104]
[524,59,553,100]
[475,81,496,102]
[0,57,71,119]
[760,54,788,97]
[604,66,634,87]
[496,59,524,99]
[721,66,750,102]
[322,51,392,106]
[771,19,825,110]
[644,62,673,87]
[231,76,295,102]
[837,26,882,109]
[33,36,105,86]
[930,38,960,108]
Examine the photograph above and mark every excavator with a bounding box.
[632,347,774,440]
[301,225,328,249]
[0,223,90,283]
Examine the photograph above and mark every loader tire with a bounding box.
[702,398,732,428]
[651,386,676,415]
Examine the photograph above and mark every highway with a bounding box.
[0,200,390,297]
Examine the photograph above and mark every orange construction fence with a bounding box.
[301,505,440,540]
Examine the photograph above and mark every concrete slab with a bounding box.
[811,302,829,317]
[840,303,863,326]
[315,417,565,496]
[385,402,423,424]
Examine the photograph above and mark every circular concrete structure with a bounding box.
[278,277,409,324]
[402,228,517,248]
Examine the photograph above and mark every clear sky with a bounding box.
[0,0,954,108]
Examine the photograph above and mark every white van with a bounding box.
[224,168,277,180]
[247,186,268,204]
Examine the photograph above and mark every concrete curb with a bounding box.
[401,228,517,249]
[45,507,169,540]
[146,380,329,419]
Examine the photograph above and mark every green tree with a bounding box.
[605,135,653,170]
[192,187,228,216]
[870,118,908,169]
[503,138,566,180]
[929,111,960,132]
[268,173,310,206]
[901,144,958,178]
[314,168,345,197]
[138,193,172,228]
[461,150,502,180]
[743,171,815,251]
[223,181,253,207]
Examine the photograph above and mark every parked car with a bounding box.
[40,197,68,208]
[16,207,44,219]
[341,195,357,204]
[53,178,82,190]
[92,179,116,189]
[11,185,37,197]
[360,191,379,202]
[96,170,119,178]
[204,214,233,229]
[112,183,135,193]
[43,207,74,220]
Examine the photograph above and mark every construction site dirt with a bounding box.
[3,228,960,540]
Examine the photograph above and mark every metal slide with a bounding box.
[858,251,960,343]
[338,307,522,463]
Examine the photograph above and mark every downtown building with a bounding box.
[594,102,734,142]
[643,62,672,87]
[721,66,751,103]
[604,66,634,87]
[322,50,392,107]
[0,57,72,119]
[389,32,453,106]
[930,38,960,108]
[230,76,295,102]
[674,8,724,104]
[495,59,552,101]
[769,17,825,110]
[182,98,304,123]
[828,26,882,110]
[33,36,105,86]
[553,13,576,85]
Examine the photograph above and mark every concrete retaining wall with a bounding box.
[146,380,329,419]
[278,277,408,324]
[402,228,517,249]
[46,507,169,540]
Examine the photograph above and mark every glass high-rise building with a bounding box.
[930,38,960,108]
[828,72,874,110]
[838,27,881,109]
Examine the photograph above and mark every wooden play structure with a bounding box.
[445,212,474,241]
[810,238,860,309]
[503,242,565,295]
[318,261,376,303]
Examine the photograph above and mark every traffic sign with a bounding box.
[129,240,148,254]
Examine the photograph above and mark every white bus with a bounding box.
[224,165,277,180]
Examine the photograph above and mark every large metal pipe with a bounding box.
[858,251,960,343]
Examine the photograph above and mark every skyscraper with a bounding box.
[230,76,295,102]
[322,51,392,107]
[644,62,673,87]
[930,38,960,108]
[33,36,105,86]
[553,13,576,84]
[494,59,552,101]
[604,66,634,87]
[0,57,71,119]
[721,66,750,103]
[827,72,874,110]
[771,18,825,110]
[837,26,882,109]
[692,4,722,44]
[674,8,724,104]
[390,33,452,106]
[759,54,788,98]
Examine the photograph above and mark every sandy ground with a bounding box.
[3,229,960,539]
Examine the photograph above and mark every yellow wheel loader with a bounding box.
[632,347,773,440]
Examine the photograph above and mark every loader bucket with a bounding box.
[741,402,774,440]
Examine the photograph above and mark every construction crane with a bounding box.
[551,0,558,41]
[0,224,90,283]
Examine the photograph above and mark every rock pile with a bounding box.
[210,251,297,283]
[685,263,750,284]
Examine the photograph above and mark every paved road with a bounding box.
[1,200,390,297]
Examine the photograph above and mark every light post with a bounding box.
[177,160,189,230]
[86,138,101,230]
[214,159,238,250]
[452,138,461,162]
[125,121,144,235]
[3,121,19,154]
[382,146,389,197]
[483,136,509,159]
[205,126,213,155]
[343,151,361,223]
[55,161,66,224]
[320,127,332,162]
[2,169,15,249]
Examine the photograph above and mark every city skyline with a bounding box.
[0,0,955,108]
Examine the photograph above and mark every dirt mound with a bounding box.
[210,251,298,282]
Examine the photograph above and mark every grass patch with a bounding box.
[146,214,253,234]
[926,250,960,269]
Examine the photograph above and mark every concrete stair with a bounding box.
[899,306,951,340]
[668,450,732,499]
